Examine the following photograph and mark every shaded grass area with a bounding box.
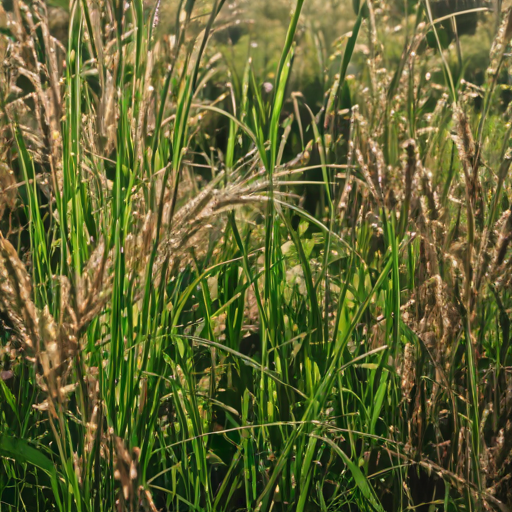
[1,0,512,510]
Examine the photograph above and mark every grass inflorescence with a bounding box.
[1,0,512,510]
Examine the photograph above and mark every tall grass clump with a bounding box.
[1,0,512,510]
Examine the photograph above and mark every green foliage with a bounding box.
[1,0,512,511]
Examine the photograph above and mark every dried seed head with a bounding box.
[401,342,416,401]
[0,163,17,219]
[0,235,39,350]
[453,106,475,176]
[403,139,417,203]
[494,209,512,267]
[489,9,512,76]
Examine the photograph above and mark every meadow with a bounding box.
[1,0,512,510]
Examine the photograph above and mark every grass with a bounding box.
[1,0,512,510]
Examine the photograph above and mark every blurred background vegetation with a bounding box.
[36,0,506,122]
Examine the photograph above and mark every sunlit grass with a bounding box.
[1,0,512,510]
